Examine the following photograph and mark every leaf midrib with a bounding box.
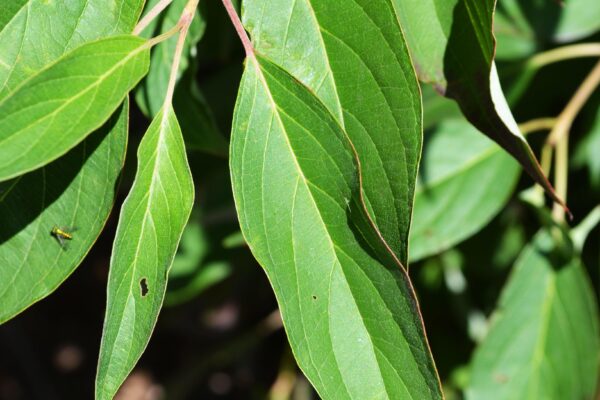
[253,56,419,399]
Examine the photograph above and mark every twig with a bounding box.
[548,60,600,222]
[508,43,600,104]
[164,1,198,109]
[528,43,600,69]
[518,117,557,134]
[221,0,254,57]
[134,0,175,35]
[547,60,600,146]
[144,23,181,48]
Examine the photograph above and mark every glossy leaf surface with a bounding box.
[392,0,561,207]
[231,54,442,399]
[0,102,129,323]
[0,35,150,181]
[467,231,599,399]
[96,106,194,399]
[243,0,422,265]
[409,119,520,262]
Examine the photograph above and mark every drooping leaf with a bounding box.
[0,101,129,324]
[0,35,150,182]
[409,119,520,262]
[392,0,562,207]
[95,106,194,399]
[243,0,422,266]
[231,54,442,399]
[0,0,145,97]
[0,0,144,323]
[467,230,599,399]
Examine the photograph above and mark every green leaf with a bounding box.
[96,105,194,399]
[0,35,150,182]
[573,107,600,189]
[231,54,442,399]
[172,70,228,156]
[422,84,462,129]
[165,210,231,307]
[554,0,600,42]
[409,119,520,262]
[242,0,422,265]
[494,0,536,60]
[0,101,129,323]
[0,0,26,30]
[135,0,206,116]
[392,0,562,207]
[467,230,600,400]
[0,0,145,96]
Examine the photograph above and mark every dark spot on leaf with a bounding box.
[140,278,149,297]
[312,295,317,300]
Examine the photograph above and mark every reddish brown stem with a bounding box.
[221,0,254,57]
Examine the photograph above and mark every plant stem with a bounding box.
[163,0,199,110]
[528,43,600,69]
[547,60,600,145]
[508,43,600,104]
[552,134,569,222]
[221,0,254,57]
[134,0,175,35]
[145,23,181,48]
[548,60,600,222]
[518,117,556,134]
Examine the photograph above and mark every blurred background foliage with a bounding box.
[1,0,599,398]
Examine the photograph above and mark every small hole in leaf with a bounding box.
[140,278,149,297]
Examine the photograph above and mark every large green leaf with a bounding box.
[409,119,520,262]
[242,0,422,266]
[392,0,562,207]
[467,231,600,399]
[0,35,150,182]
[0,101,129,323]
[0,0,144,323]
[231,54,442,399]
[96,106,194,399]
[0,0,145,97]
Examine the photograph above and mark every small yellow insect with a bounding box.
[51,226,74,248]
